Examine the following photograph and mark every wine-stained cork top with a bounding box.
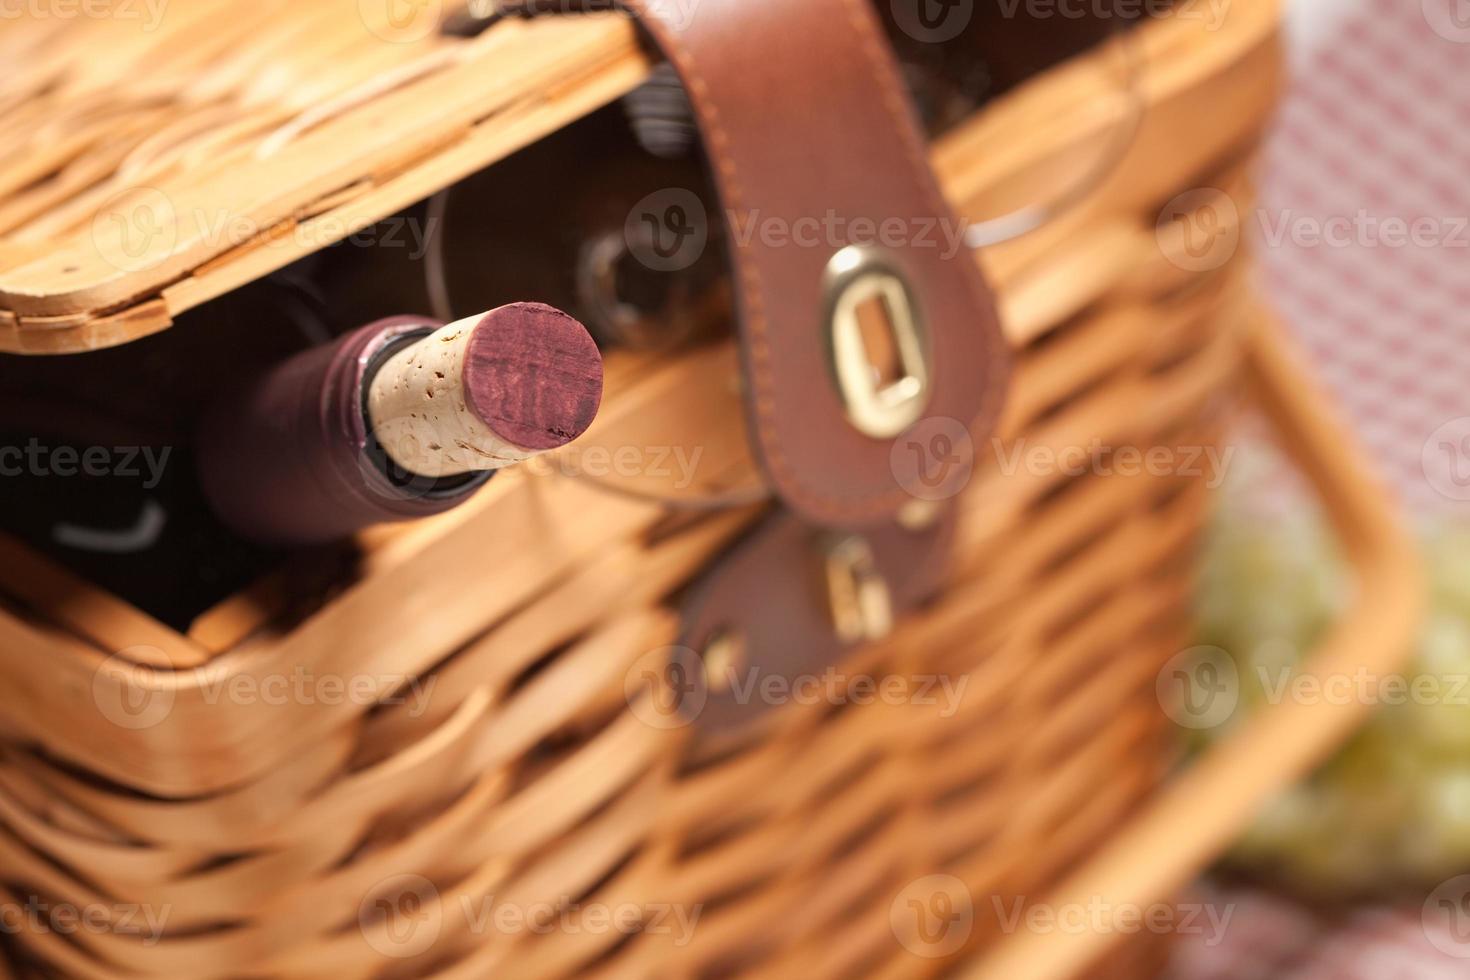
[365,303,603,479]
[461,302,604,451]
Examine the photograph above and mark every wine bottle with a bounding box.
[196,302,602,546]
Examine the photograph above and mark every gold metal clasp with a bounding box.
[824,534,894,644]
[700,628,745,693]
[823,245,931,439]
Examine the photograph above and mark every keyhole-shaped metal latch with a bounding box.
[824,533,894,644]
[824,245,931,439]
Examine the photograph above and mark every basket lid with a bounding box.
[0,6,647,354]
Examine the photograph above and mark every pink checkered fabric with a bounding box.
[1176,4,1470,976]
[1285,908,1469,980]
[1243,0,1470,518]
[1168,885,1470,979]
[1166,885,1324,979]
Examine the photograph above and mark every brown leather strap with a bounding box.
[679,506,957,738]
[621,0,1011,527]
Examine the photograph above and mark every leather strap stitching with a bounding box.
[624,0,1010,521]
[834,0,1010,455]
[629,10,816,513]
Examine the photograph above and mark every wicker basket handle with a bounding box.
[964,307,1425,980]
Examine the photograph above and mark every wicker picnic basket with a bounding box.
[0,1,1422,978]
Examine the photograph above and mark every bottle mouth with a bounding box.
[357,325,494,503]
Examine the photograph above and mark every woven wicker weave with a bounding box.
[0,2,1421,978]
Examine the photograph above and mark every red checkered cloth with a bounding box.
[1241,0,1470,519]
[1168,884,1469,979]
[1177,3,1470,977]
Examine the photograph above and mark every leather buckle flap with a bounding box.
[622,0,1012,527]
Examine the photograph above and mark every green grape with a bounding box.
[1242,637,1305,712]
[1280,789,1383,895]
[1400,766,1470,882]
[1193,496,1470,898]
[1232,785,1319,864]
[1427,525,1470,616]
[1407,614,1470,753]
